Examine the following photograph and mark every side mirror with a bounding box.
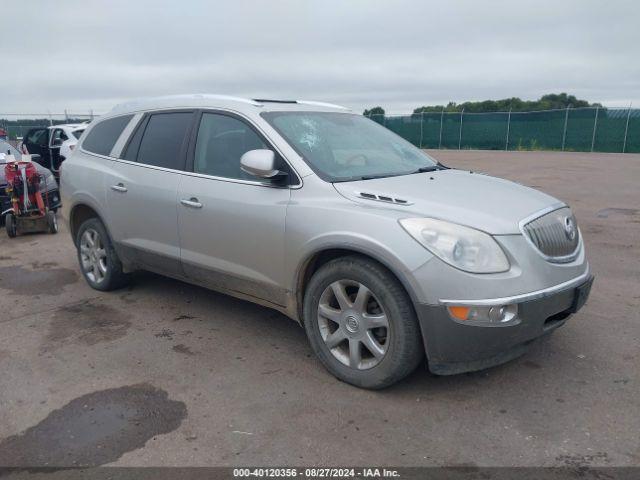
[240,149,283,179]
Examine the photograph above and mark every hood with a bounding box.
[332,169,561,234]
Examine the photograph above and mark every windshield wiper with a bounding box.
[411,163,449,174]
[359,173,403,181]
[413,166,438,173]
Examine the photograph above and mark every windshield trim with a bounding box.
[260,111,438,183]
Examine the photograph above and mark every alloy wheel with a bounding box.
[80,228,108,284]
[317,280,390,370]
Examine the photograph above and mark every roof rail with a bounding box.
[297,100,350,111]
[253,99,297,104]
[111,94,263,113]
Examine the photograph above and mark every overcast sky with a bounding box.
[1,0,638,116]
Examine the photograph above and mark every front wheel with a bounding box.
[303,255,423,389]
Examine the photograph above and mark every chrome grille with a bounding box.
[522,207,580,261]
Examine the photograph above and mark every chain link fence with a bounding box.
[2,107,639,153]
[0,112,97,144]
[368,106,639,153]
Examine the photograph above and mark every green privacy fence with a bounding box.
[368,107,640,153]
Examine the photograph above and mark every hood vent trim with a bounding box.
[357,191,413,206]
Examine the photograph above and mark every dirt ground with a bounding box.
[0,150,638,468]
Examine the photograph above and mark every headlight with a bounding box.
[399,218,510,273]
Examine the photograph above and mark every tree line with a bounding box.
[363,93,603,116]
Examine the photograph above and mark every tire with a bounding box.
[76,217,129,291]
[303,255,423,389]
[5,213,17,238]
[47,211,58,234]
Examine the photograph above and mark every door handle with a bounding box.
[110,183,128,193]
[180,198,203,209]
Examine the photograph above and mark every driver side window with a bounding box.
[194,113,269,181]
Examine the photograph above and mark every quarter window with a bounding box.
[134,112,193,170]
[83,115,133,156]
[194,113,269,180]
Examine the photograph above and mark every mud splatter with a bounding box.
[556,452,610,468]
[0,265,78,295]
[0,384,187,466]
[45,301,132,350]
[155,329,175,340]
[172,344,195,356]
[30,261,59,270]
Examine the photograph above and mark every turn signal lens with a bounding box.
[447,306,470,321]
[446,304,519,325]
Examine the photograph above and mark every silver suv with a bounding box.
[61,95,593,389]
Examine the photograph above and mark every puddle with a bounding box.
[596,207,639,218]
[0,384,187,467]
[45,301,132,349]
[0,265,78,295]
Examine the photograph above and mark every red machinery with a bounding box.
[3,159,58,237]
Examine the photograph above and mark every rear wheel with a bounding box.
[5,213,17,238]
[303,255,423,389]
[76,218,129,291]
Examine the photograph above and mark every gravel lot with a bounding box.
[0,150,638,468]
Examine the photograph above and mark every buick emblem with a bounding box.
[563,216,577,241]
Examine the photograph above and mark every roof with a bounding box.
[107,94,351,118]
[47,123,88,130]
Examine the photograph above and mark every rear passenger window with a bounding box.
[194,113,269,180]
[82,115,133,156]
[133,112,193,170]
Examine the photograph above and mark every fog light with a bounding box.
[447,304,518,325]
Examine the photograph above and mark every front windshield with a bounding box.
[262,112,438,182]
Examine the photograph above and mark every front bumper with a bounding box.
[416,273,594,375]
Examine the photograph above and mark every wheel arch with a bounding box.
[294,245,422,325]
[69,202,111,246]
